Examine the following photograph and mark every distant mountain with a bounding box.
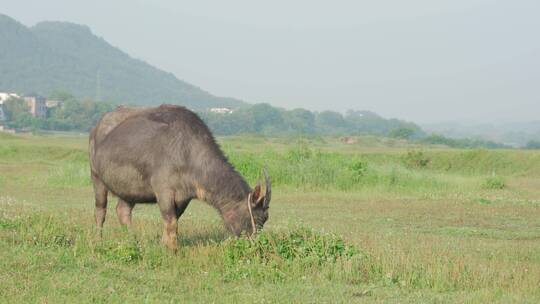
[0,14,245,109]
[422,120,540,147]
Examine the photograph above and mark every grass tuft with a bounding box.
[483,175,506,190]
[224,227,358,265]
[223,227,360,281]
[96,239,143,264]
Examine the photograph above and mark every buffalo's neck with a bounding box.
[195,160,251,215]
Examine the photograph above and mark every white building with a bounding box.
[0,92,20,104]
[210,107,233,114]
[46,100,61,108]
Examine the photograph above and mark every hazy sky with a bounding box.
[2,0,539,123]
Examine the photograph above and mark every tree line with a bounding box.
[199,103,424,137]
[1,93,520,149]
[2,94,424,136]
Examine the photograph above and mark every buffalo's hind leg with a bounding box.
[91,173,108,235]
[116,198,135,227]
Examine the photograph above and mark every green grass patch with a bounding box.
[47,162,91,187]
[1,134,540,302]
[0,132,19,140]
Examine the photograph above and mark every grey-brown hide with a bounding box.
[89,105,271,250]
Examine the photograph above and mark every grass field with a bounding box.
[0,132,539,303]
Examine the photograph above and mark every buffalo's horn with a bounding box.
[254,180,263,204]
[263,168,271,206]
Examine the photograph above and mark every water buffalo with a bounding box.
[89,104,271,250]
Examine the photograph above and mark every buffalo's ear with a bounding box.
[251,181,265,207]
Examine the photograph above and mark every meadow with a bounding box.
[0,132,539,303]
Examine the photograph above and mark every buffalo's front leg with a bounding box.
[156,190,180,251]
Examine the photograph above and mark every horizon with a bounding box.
[1,1,539,124]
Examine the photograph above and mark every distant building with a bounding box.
[0,92,60,120]
[0,92,20,104]
[46,99,61,109]
[23,94,47,118]
[210,107,233,114]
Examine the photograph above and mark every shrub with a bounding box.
[349,160,368,182]
[402,150,430,169]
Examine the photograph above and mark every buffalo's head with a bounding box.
[225,171,271,236]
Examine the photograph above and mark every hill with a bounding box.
[0,14,245,109]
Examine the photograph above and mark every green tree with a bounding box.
[3,97,28,121]
[316,111,349,134]
[389,127,415,139]
[284,108,316,134]
[248,103,284,133]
